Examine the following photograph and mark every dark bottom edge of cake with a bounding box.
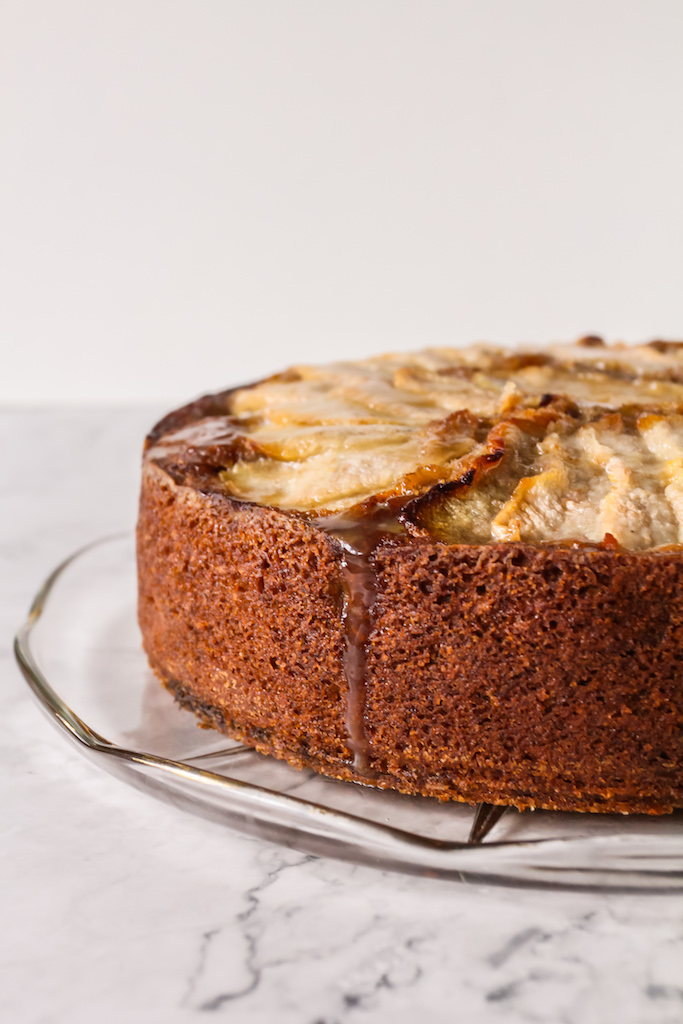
[159,673,680,816]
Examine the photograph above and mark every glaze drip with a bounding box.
[337,547,377,772]
[316,503,407,772]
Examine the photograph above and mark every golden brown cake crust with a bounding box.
[137,456,683,815]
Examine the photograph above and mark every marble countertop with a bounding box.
[3,408,682,1024]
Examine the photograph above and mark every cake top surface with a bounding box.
[147,337,683,552]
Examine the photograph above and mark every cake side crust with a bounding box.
[137,461,683,814]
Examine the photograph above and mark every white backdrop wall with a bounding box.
[2,0,683,405]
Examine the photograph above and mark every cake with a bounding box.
[137,338,683,814]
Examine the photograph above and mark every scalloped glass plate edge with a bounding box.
[14,535,683,893]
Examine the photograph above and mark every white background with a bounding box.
[3,0,683,405]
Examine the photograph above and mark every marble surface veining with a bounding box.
[2,408,683,1024]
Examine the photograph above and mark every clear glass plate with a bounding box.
[15,535,683,892]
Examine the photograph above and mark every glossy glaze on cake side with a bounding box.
[137,340,683,813]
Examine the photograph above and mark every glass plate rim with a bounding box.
[14,534,683,894]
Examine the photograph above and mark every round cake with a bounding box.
[137,338,683,814]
